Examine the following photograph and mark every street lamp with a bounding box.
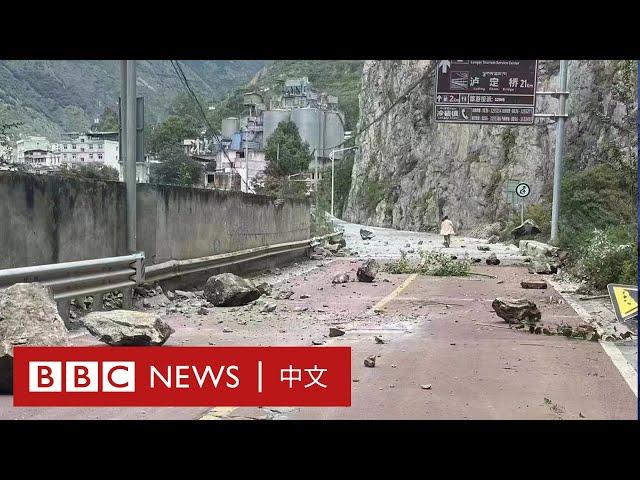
[330,143,358,217]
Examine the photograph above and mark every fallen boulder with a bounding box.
[486,253,500,265]
[357,259,378,282]
[364,355,376,368]
[491,297,541,324]
[0,283,69,393]
[204,273,261,306]
[519,240,559,258]
[360,229,375,240]
[487,235,500,244]
[511,219,541,239]
[325,243,342,253]
[174,290,195,299]
[329,327,345,337]
[477,245,490,251]
[275,290,295,300]
[528,261,558,274]
[259,301,277,313]
[82,310,174,346]
[332,273,350,284]
[521,280,548,289]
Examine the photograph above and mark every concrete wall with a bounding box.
[0,172,311,269]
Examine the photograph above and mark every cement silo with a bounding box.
[221,117,239,139]
[291,108,323,156]
[262,110,291,143]
[323,110,345,159]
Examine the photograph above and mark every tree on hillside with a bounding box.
[264,121,313,176]
[150,144,203,187]
[148,115,200,154]
[0,121,22,162]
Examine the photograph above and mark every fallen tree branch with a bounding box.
[578,295,609,301]
[468,272,497,278]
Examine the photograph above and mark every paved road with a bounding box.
[1,220,636,420]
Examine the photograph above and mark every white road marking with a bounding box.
[548,278,638,397]
[598,340,638,397]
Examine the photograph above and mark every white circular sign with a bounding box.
[516,183,530,198]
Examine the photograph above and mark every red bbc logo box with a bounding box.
[12,346,352,407]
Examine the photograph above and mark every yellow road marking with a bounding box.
[372,273,418,313]
[199,406,238,420]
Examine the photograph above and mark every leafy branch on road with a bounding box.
[382,250,470,277]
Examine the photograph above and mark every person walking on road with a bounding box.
[440,215,455,248]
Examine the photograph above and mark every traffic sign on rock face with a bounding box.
[607,284,638,322]
[516,183,530,198]
[435,60,538,125]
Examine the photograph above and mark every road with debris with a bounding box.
[1,219,636,420]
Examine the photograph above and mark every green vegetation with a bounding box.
[57,163,120,182]
[150,145,202,187]
[361,177,388,214]
[0,60,265,136]
[148,113,200,155]
[91,106,119,132]
[382,250,471,277]
[264,121,313,176]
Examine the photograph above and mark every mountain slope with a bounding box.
[0,60,266,138]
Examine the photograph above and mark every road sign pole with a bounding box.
[521,198,525,224]
[550,60,569,243]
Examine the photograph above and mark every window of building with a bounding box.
[72,144,76,149]
[89,144,93,150]
[89,154,94,159]
[98,154,103,160]
[72,154,77,159]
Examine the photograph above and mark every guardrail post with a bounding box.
[57,299,71,328]
[93,293,103,311]
[122,287,133,309]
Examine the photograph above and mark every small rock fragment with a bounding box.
[329,327,345,337]
[364,355,376,368]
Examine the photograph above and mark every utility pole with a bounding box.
[244,136,249,193]
[126,60,137,253]
[119,61,127,181]
[314,150,319,195]
[276,143,280,167]
[330,149,335,216]
[550,60,569,243]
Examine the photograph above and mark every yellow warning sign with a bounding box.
[607,284,638,322]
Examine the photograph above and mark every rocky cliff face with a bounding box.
[344,60,637,233]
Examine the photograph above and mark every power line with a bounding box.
[168,60,251,192]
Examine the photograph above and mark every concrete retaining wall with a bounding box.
[0,172,311,269]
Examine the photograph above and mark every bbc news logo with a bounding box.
[13,347,351,407]
[29,362,135,392]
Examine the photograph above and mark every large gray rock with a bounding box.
[528,261,558,274]
[511,220,541,239]
[0,283,69,393]
[360,229,375,240]
[357,259,378,282]
[82,310,174,346]
[204,273,261,306]
[491,297,541,324]
[519,240,559,258]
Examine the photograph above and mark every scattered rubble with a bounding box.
[82,310,174,346]
[275,290,295,300]
[357,259,378,282]
[487,235,500,244]
[364,355,376,367]
[329,327,345,337]
[312,340,325,345]
[519,240,559,259]
[374,335,386,344]
[204,273,262,306]
[332,273,350,284]
[477,245,490,251]
[175,290,195,299]
[0,283,70,393]
[420,384,432,390]
[491,298,541,324]
[521,280,548,289]
[258,301,277,313]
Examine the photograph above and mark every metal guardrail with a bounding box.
[0,232,343,295]
[0,253,144,300]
